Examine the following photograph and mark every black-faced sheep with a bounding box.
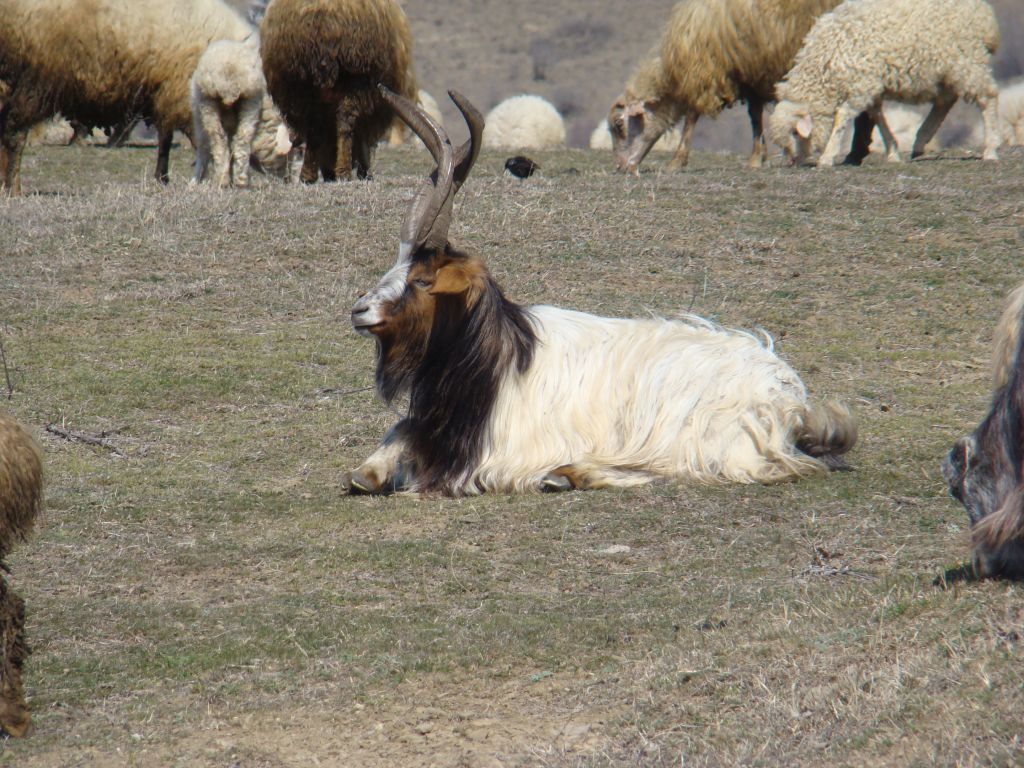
[0,0,258,194]
[345,87,857,496]
[608,0,875,173]
[259,0,417,182]
[190,37,292,188]
[0,412,42,737]
[768,0,1001,166]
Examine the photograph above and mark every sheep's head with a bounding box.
[767,101,816,166]
[250,97,293,179]
[607,95,664,174]
[351,87,485,398]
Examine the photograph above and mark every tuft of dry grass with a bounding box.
[0,142,1023,766]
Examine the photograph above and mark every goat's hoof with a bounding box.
[540,473,573,493]
[344,470,381,495]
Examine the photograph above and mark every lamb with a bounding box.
[607,0,876,174]
[0,412,42,737]
[481,94,566,150]
[345,87,857,496]
[768,0,1001,167]
[0,0,258,194]
[259,0,417,182]
[969,79,1024,147]
[943,283,1024,580]
[190,37,292,188]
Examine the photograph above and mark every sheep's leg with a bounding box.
[300,144,319,183]
[0,580,30,738]
[333,115,355,181]
[817,103,857,167]
[0,128,26,196]
[974,92,1000,161]
[197,102,231,187]
[352,135,373,180]
[867,104,901,163]
[667,110,698,171]
[231,97,261,189]
[154,127,173,184]
[344,421,413,494]
[191,115,210,185]
[842,112,874,166]
[746,97,767,169]
[912,94,956,159]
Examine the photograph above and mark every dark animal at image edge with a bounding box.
[944,283,1024,580]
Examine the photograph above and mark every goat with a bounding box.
[943,283,1024,579]
[345,87,857,496]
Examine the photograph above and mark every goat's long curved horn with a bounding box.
[378,84,454,252]
[449,90,484,192]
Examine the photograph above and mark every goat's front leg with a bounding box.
[344,420,413,494]
[541,463,653,492]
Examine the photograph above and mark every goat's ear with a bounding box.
[795,114,813,139]
[429,263,473,295]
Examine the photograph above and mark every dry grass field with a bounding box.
[1,141,1023,766]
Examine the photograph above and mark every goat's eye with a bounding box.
[412,278,431,290]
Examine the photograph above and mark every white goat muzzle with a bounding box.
[351,243,413,335]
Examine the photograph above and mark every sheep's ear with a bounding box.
[274,124,292,156]
[429,263,473,295]
[795,114,813,139]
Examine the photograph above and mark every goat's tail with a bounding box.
[796,400,857,470]
[0,413,42,560]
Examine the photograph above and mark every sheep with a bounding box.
[259,0,417,182]
[607,0,877,174]
[589,118,681,153]
[345,87,857,496]
[943,283,1024,580]
[968,79,1024,148]
[481,94,566,151]
[0,412,42,737]
[767,0,1001,167]
[387,90,442,147]
[190,37,292,188]
[0,0,259,194]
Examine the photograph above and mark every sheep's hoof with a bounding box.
[982,149,999,162]
[540,473,573,493]
[886,152,902,164]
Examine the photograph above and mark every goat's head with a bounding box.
[350,87,487,393]
[607,93,665,174]
[943,285,1024,579]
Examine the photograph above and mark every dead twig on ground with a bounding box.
[46,422,127,457]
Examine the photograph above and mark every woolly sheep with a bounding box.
[768,0,1001,167]
[589,119,681,152]
[968,79,1024,147]
[608,0,867,173]
[482,94,566,150]
[386,90,443,147]
[259,0,417,182]
[0,412,42,738]
[190,37,292,188]
[0,0,257,194]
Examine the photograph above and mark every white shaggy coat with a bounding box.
[768,0,1001,166]
[190,37,291,187]
[482,95,566,150]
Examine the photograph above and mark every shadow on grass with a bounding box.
[934,560,1024,588]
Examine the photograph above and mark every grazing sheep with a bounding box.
[345,87,857,496]
[589,118,681,152]
[607,0,878,173]
[387,90,442,147]
[768,0,1001,167]
[482,94,566,150]
[0,0,258,194]
[943,283,1024,580]
[190,37,292,188]
[259,0,417,182]
[0,412,42,737]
